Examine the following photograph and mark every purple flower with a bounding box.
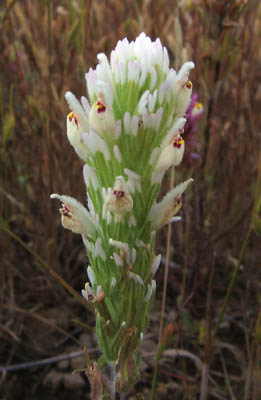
[183,94,203,164]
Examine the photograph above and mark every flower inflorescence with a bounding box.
[51,32,194,389]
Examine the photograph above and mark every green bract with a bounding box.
[51,32,193,392]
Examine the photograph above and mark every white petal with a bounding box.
[176,85,193,117]
[85,69,98,102]
[161,117,186,149]
[89,101,115,136]
[138,90,149,113]
[166,68,177,89]
[156,137,185,172]
[176,61,195,86]
[81,96,91,114]
[148,90,158,112]
[66,113,89,161]
[97,53,112,82]
[128,60,140,83]
[163,47,169,72]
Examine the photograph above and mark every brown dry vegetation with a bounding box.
[0,0,261,399]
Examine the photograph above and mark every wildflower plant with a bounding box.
[51,33,194,395]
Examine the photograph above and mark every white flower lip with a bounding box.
[149,179,193,230]
[176,61,195,86]
[50,194,97,239]
[89,98,116,136]
[65,91,89,131]
[156,133,185,173]
[66,112,89,161]
[105,176,133,215]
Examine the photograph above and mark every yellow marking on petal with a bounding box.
[68,112,74,121]
[173,136,184,149]
[94,101,106,113]
[68,111,78,126]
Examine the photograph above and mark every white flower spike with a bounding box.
[52,33,195,387]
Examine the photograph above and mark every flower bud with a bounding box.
[105,176,133,214]
[149,179,193,230]
[82,282,95,302]
[176,80,193,117]
[50,194,96,239]
[156,134,185,172]
[89,96,115,136]
[66,112,89,160]
[65,91,89,131]
[176,62,194,87]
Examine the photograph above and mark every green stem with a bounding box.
[212,225,252,341]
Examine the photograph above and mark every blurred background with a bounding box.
[0,0,260,399]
